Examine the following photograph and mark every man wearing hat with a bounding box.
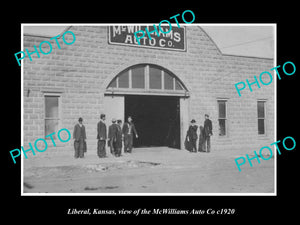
[108,118,118,156]
[185,119,198,152]
[122,116,138,153]
[115,120,123,157]
[73,117,87,158]
[97,114,107,158]
[203,114,213,152]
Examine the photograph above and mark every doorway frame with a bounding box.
[103,62,191,150]
[104,93,189,150]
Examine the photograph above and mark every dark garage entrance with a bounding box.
[125,95,180,149]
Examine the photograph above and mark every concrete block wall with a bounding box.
[210,55,274,152]
[23,25,274,155]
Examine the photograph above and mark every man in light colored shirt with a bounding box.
[73,117,87,158]
[122,116,138,153]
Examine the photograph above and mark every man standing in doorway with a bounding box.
[122,116,138,153]
[97,114,107,158]
[73,117,87,158]
[204,114,213,152]
[108,118,118,156]
[115,119,123,157]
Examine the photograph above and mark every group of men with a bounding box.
[73,113,213,158]
[185,114,213,153]
[73,114,138,158]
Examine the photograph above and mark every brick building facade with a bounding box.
[22,25,274,154]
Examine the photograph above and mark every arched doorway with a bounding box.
[104,64,189,149]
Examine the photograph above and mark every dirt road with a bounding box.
[23,147,275,194]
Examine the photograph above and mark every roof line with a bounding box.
[197,26,222,55]
[222,53,273,60]
[198,26,273,60]
[22,25,274,60]
[221,36,273,49]
[23,26,72,38]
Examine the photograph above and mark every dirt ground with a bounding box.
[23,147,275,194]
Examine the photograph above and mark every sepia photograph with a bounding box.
[21,23,276,195]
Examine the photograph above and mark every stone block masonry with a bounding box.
[23,25,274,155]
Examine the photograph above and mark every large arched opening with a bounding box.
[104,64,190,149]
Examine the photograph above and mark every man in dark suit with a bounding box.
[97,114,107,158]
[122,116,138,153]
[109,119,123,157]
[203,114,213,152]
[186,119,198,152]
[115,120,123,157]
[198,126,205,152]
[108,118,118,156]
[73,117,87,158]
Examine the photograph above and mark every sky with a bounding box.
[23,25,275,58]
[202,25,274,58]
